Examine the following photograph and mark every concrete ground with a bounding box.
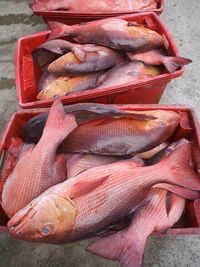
[0,0,200,266]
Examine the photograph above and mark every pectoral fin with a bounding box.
[70,175,110,199]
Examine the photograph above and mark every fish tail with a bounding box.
[160,142,200,191]
[42,99,78,142]
[47,21,72,40]
[87,231,146,267]
[163,56,192,73]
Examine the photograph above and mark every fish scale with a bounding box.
[87,189,185,267]
[7,141,200,243]
[31,0,157,12]
[60,110,180,155]
[68,163,169,240]
[1,100,78,218]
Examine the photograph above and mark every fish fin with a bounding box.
[160,142,200,191]
[66,154,85,178]
[166,192,185,226]
[129,156,144,167]
[37,40,64,55]
[153,183,200,200]
[163,57,192,73]
[72,45,103,62]
[82,46,102,53]
[42,99,78,141]
[70,175,109,199]
[87,230,146,267]
[72,46,87,62]
[37,89,47,100]
[53,154,67,183]
[47,21,72,40]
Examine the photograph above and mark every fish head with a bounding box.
[165,138,189,154]
[127,25,164,51]
[150,110,180,129]
[148,138,189,165]
[37,77,70,100]
[133,110,180,132]
[7,194,77,243]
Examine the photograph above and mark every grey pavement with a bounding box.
[0,0,200,266]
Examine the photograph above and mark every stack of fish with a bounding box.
[0,100,200,267]
[31,18,192,100]
[31,0,159,12]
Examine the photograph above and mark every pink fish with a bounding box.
[95,62,162,89]
[47,19,164,52]
[87,189,185,267]
[48,45,126,75]
[37,72,102,100]
[59,109,179,155]
[1,99,77,218]
[21,103,158,144]
[37,70,60,94]
[7,141,200,243]
[127,49,192,73]
[31,0,158,12]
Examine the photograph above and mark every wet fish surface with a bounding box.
[47,19,164,52]
[87,188,185,267]
[31,0,158,12]
[1,100,77,218]
[48,46,126,75]
[95,61,162,89]
[7,141,200,243]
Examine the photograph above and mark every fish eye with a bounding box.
[160,122,166,127]
[166,147,173,153]
[146,36,150,41]
[41,226,52,237]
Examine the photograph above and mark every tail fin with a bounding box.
[47,21,72,40]
[160,142,200,191]
[163,56,192,73]
[42,99,77,142]
[87,231,146,267]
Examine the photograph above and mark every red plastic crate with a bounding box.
[15,12,185,109]
[0,104,200,236]
[31,0,164,19]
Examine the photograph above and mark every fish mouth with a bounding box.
[8,208,36,235]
